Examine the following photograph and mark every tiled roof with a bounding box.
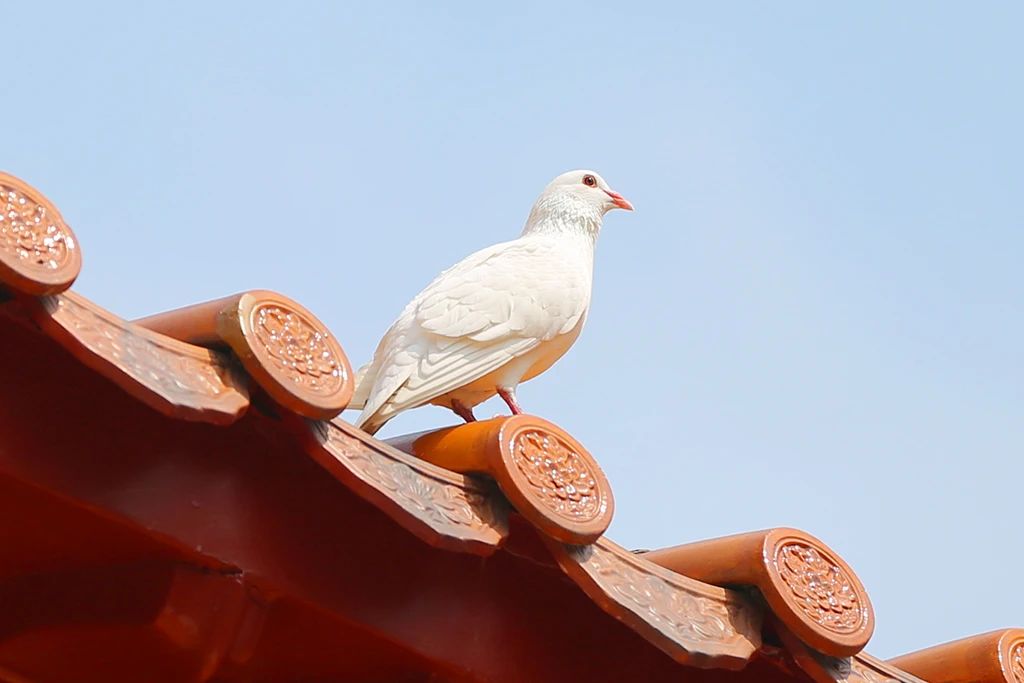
[0,171,1019,682]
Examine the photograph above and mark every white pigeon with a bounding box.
[350,170,633,435]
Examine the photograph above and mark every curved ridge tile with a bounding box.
[645,527,873,657]
[806,653,927,683]
[386,416,613,544]
[305,419,508,556]
[888,629,1024,683]
[29,291,249,425]
[545,537,762,671]
[773,617,925,683]
[135,290,354,419]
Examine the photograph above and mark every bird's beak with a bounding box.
[604,189,634,211]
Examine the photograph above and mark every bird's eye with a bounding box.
[582,174,597,187]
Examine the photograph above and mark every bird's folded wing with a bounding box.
[377,334,541,418]
[414,239,588,342]
[357,239,589,423]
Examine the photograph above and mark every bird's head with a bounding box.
[523,169,633,236]
[545,169,634,213]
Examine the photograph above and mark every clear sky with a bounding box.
[8,1,1021,659]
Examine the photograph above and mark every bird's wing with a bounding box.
[415,238,589,341]
[356,238,590,425]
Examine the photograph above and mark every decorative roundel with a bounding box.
[489,416,613,544]
[774,541,866,635]
[511,429,604,522]
[765,532,874,655]
[231,292,353,418]
[1008,634,1024,683]
[250,303,345,395]
[0,173,82,295]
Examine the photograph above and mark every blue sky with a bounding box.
[8,2,1022,658]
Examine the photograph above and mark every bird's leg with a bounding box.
[497,387,524,415]
[451,399,477,423]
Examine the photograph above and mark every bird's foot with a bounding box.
[451,399,477,423]
[497,387,524,415]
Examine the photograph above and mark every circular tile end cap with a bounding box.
[762,528,874,657]
[0,173,82,295]
[487,415,613,545]
[1001,629,1024,683]
[219,290,353,419]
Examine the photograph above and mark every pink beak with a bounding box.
[604,189,634,211]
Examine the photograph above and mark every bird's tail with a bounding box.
[355,414,389,436]
[348,359,397,434]
[348,362,393,434]
[347,362,374,411]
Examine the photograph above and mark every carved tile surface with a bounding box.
[562,540,760,664]
[250,303,344,395]
[775,541,865,635]
[809,653,924,683]
[831,659,896,683]
[511,429,600,522]
[319,421,506,548]
[41,293,247,421]
[0,183,73,276]
[1011,639,1024,683]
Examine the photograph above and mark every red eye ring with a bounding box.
[582,174,597,187]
